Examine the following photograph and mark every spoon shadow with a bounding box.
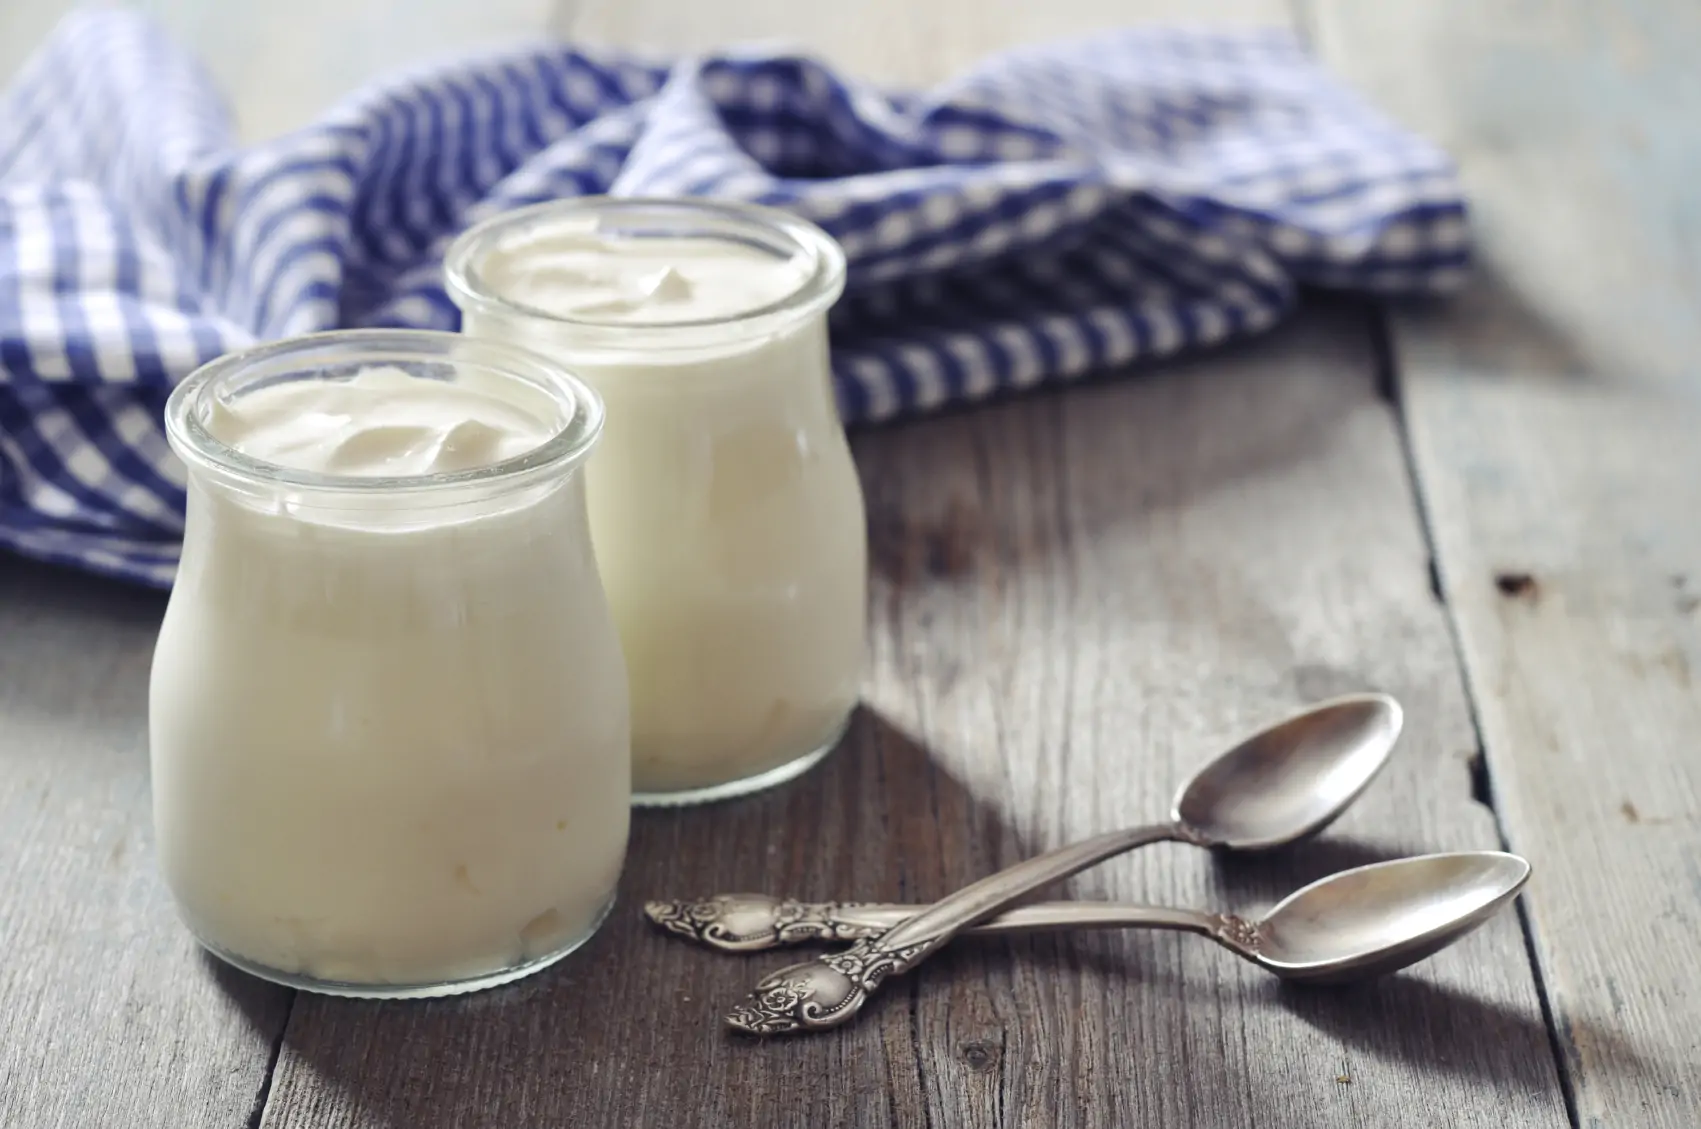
[1268,974,1571,1092]
[1203,836,1416,902]
[1001,935,1568,1092]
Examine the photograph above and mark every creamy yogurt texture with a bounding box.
[478,226,813,324]
[210,366,551,475]
[460,224,867,799]
[150,365,630,990]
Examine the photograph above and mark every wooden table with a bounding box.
[2,1,1696,1125]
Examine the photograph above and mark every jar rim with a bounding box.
[164,329,605,495]
[443,197,847,345]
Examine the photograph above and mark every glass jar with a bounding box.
[150,330,630,997]
[446,199,866,806]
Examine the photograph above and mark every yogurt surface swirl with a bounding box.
[476,227,813,325]
[209,365,555,476]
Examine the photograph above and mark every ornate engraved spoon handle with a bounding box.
[643,896,884,952]
[724,822,1187,1034]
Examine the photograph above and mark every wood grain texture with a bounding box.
[0,0,1601,1125]
[0,562,293,1129]
[260,304,1566,1129]
[1310,1,1701,1124]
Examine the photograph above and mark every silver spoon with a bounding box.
[717,692,1403,1035]
[653,851,1530,986]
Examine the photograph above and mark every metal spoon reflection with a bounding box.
[655,851,1530,990]
[706,693,1403,1034]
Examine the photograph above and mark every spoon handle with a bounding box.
[649,897,1232,949]
[877,821,1182,951]
[722,822,1185,1033]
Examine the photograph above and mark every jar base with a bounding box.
[631,716,848,808]
[192,892,616,999]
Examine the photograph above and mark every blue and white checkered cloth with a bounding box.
[0,9,1468,587]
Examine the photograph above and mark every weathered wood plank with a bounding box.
[1310,1,1701,1124]
[0,0,556,141]
[0,562,293,1129]
[0,0,1579,1125]
[261,301,1566,1128]
[248,1,1563,1125]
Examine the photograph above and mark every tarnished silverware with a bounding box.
[651,852,1530,987]
[711,693,1403,1034]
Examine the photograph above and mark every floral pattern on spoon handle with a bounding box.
[644,895,883,952]
[724,932,934,1034]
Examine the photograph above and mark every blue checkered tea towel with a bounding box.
[0,10,1468,587]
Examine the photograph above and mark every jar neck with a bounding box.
[174,474,597,620]
[164,329,605,504]
[466,308,831,400]
[444,198,848,352]
[182,457,590,524]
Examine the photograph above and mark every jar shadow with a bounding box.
[204,703,1022,1127]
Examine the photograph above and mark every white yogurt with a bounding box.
[477,225,812,323]
[205,365,551,475]
[449,201,866,803]
[151,338,630,993]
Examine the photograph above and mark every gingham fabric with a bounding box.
[0,10,1469,587]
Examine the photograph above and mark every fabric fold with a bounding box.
[0,10,1468,586]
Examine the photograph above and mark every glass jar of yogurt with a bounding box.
[446,199,866,806]
[150,329,630,997]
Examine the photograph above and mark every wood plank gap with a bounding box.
[1367,300,1503,831]
[249,992,297,1129]
[1368,301,1503,821]
[1510,898,1584,1129]
[1370,299,1583,1129]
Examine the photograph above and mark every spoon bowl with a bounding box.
[715,693,1408,1034]
[1249,851,1532,983]
[656,853,1531,990]
[1175,693,1402,849]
